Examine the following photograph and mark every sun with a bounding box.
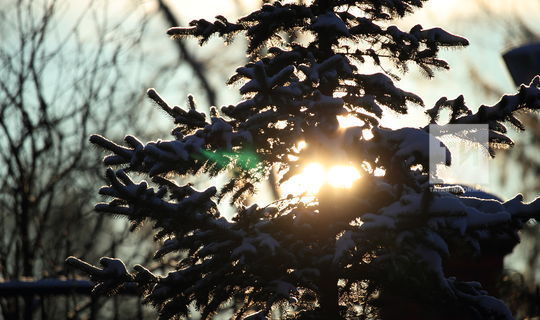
[282,163,325,196]
[327,165,361,188]
[281,162,361,197]
[280,117,366,197]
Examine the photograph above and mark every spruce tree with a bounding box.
[67,0,540,319]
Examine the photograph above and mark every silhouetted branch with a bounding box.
[156,0,217,107]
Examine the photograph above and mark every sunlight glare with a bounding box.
[281,162,361,197]
[299,163,326,194]
[327,165,361,188]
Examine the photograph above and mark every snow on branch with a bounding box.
[65,257,133,295]
[452,76,540,127]
[90,118,253,178]
[355,73,423,112]
[426,76,540,155]
[410,25,469,47]
[95,168,217,234]
[167,15,243,45]
[331,0,426,19]
[147,89,207,134]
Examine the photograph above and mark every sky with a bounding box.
[37,0,539,279]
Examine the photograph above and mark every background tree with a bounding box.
[0,0,162,318]
[68,0,540,319]
[0,0,258,318]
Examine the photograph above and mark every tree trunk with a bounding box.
[318,270,341,319]
[21,192,34,320]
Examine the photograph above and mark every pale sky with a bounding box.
[72,0,540,284]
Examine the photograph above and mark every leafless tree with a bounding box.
[0,0,159,318]
[0,0,259,317]
[0,0,261,318]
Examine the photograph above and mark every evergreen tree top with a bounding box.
[68,1,540,319]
